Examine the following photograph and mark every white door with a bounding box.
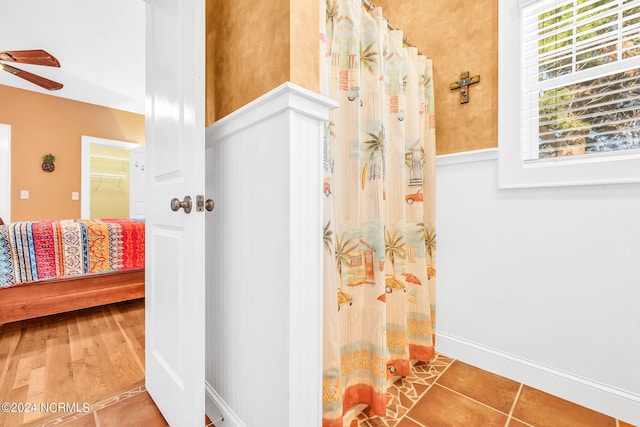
[144,0,205,425]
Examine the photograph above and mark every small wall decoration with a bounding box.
[41,153,56,172]
[450,71,480,104]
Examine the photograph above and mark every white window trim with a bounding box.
[498,0,640,189]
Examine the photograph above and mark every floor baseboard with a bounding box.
[205,382,245,427]
[437,331,640,425]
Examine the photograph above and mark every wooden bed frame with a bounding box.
[0,270,145,324]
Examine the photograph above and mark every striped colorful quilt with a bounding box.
[0,219,145,288]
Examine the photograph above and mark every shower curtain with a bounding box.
[321,0,437,425]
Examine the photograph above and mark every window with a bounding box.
[499,0,640,188]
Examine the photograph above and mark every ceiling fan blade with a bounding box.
[0,63,63,91]
[0,49,61,67]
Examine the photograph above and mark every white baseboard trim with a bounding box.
[205,382,246,427]
[437,332,640,425]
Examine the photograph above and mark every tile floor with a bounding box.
[48,354,636,427]
[356,354,636,427]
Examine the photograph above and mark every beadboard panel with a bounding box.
[205,83,336,427]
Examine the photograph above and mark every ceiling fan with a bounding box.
[0,49,63,91]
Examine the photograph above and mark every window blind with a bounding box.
[521,0,640,160]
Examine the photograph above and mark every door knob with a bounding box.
[170,195,192,214]
[195,195,214,212]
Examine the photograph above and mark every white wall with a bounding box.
[436,149,640,424]
[205,83,336,427]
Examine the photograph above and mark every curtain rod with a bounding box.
[361,0,417,50]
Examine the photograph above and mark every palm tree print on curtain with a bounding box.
[321,0,437,425]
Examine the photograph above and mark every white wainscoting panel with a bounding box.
[205,83,336,427]
[436,148,640,424]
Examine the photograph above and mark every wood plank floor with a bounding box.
[2,299,634,426]
[0,299,145,427]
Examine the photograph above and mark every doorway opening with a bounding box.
[81,135,142,219]
[0,124,10,224]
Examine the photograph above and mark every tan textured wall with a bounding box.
[290,0,320,93]
[209,0,290,121]
[0,84,145,221]
[206,0,216,126]
[376,0,498,154]
[206,0,320,123]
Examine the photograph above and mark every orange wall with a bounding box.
[363,0,498,155]
[0,84,145,221]
[206,0,319,124]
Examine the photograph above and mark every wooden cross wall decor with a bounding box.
[450,71,480,104]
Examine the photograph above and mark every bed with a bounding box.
[0,218,145,324]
